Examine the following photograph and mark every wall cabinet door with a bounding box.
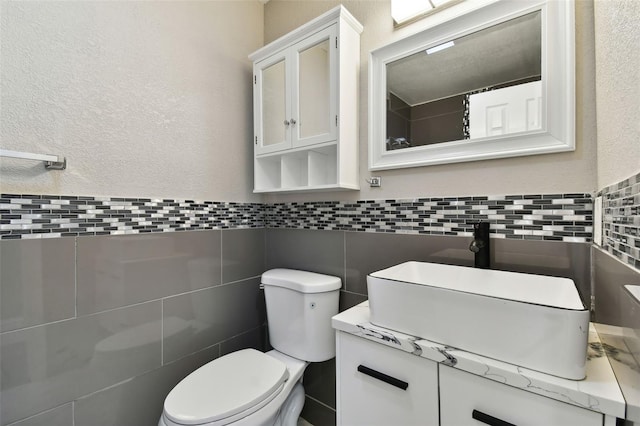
[254,25,337,156]
[440,365,603,426]
[291,26,337,148]
[336,332,439,426]
[254,50,291,155]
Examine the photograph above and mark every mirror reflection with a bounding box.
[299,39,331,139]
[385,11,541,151]
[263,60,286,147]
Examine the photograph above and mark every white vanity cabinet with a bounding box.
[336,331,439,426]
[439,366,603,426]
[249,6,362,193]
[337,331,607,426]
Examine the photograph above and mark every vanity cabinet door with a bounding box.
[336,331,439,426]
[439,365,603,426]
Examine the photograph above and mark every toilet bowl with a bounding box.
[159,269,341,426]
[159,349,307,426]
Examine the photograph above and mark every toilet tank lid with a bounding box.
[262,269,341,293]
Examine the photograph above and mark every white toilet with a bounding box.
[159,268,341,426]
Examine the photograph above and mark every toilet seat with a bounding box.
[163,349,289,425]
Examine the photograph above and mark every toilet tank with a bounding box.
[262,269,341,362]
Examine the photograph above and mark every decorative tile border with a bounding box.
[0,192,593,242]
[266,193,593,242]
[0,194,264,239]
[599,171,640,269]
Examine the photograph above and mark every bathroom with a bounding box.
[0,0,638,425]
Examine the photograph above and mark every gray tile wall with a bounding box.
[0,238,76,332]
[162,278,265,363]
[76,231,223,315]
[4,188,626,426]
[265,228,592,426]
[7,404,73,426]
[0,228,267,426]
[593,246,640,327]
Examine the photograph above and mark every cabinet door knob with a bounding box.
[290,118,297,126]
[284,120,290,126]
[357,365,408,390]
[471,409,516,426]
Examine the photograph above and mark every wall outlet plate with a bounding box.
[368,176,381,187]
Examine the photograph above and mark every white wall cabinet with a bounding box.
[337,331,606,426]
[249,6,362,193]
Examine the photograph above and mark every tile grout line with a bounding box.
[74,237,78,319]
[1,273,268,337]
[160,299,164,366]
[3,402,75,426]
[220,229,225,285]
[343,231,347,291]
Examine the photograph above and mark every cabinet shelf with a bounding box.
[254,145,357,193]
[253,184,359,194]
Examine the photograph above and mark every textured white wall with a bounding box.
[0,1,263,202]
[594,0,640,189]
[263,0,598,202]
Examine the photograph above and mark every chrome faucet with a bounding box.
[469,222,490,269]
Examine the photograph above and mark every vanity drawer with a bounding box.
[439,365,603,426]
[336,331,438,426]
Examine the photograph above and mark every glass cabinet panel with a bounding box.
[298,38,331,140]
[292,25,336,148]
[261,59,287,147]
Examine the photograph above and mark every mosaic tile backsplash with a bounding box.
[0,195,263,239]
[1,192,593,242]
[599,171,640,269]
[266,194,593,242]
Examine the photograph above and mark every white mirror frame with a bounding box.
[369,0,575,171]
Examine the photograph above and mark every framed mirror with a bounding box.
[369,0,574,170]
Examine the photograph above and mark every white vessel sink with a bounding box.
[367,261,590,380]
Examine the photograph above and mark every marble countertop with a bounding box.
[594,323,640,422]
[333,301,633,421]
